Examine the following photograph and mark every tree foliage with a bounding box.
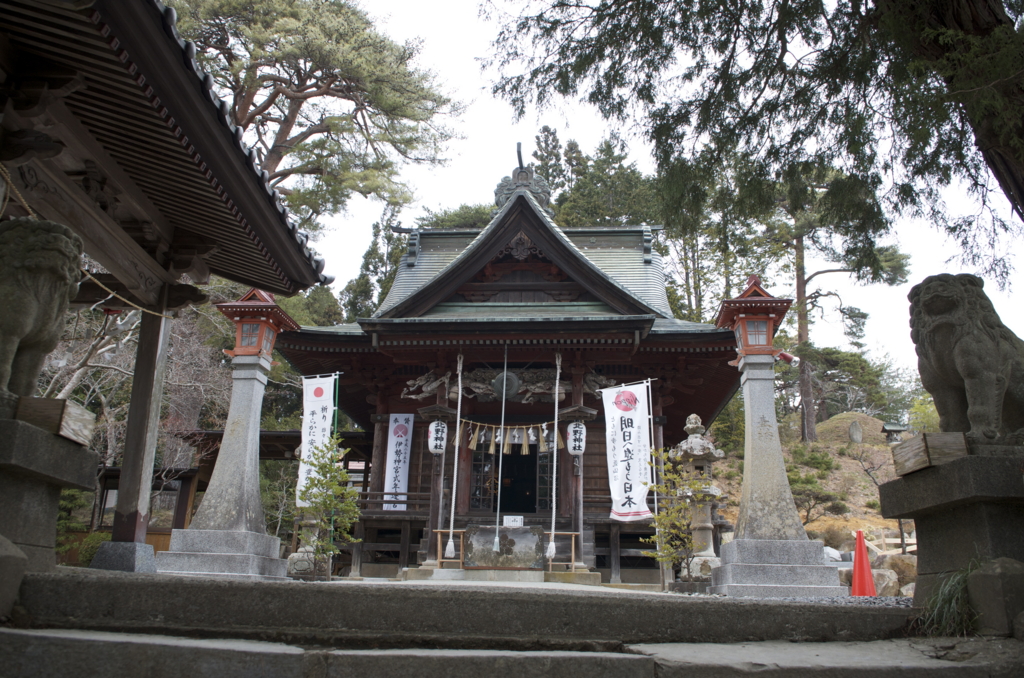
[296,435,360,579]
[170,0,458,233]
[641,447,707,580]
[491,0,1024,276]
[338,208,407,322]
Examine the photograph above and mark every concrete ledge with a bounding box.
[0,628,653,678]
[90,541,156,574]
[17,570,916,648]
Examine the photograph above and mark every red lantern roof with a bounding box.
[215,288,300,332]
[715,275,793,330]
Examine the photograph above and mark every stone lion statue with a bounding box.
[0,217,83,417]
[909,273,1024,443]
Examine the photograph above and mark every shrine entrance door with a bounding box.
[499,446,536,514]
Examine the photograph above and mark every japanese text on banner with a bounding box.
[384,414,414,510]
[296,375,336,507]
[602,385,653,521]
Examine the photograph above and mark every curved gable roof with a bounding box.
[371,191,665,320]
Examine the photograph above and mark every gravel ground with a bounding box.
[672,592,917,607]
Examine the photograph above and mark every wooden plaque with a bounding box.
[892,432,968,476]
[16,396,97,446]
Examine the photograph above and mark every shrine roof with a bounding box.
[0,0,330,295]
[373,190,673,319]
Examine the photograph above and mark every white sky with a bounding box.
[315,0,1023,376]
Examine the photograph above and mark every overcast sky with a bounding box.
[314,0,1023,376]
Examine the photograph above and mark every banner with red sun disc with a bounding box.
[296,375,337,507]
[384,413,415,510]
[601,384,653,521]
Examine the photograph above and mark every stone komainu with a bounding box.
[0,217,83,413]
[909,273,1024,443]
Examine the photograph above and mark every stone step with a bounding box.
[155,551,287,579]
[719,539,829,566]
[5,628,1021,678]
[19,569,915,648]
[712,563,842,587]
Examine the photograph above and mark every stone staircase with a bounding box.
[5,569,1023,677]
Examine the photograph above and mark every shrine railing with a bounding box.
[356,491,431,514]
[436,529,466,569]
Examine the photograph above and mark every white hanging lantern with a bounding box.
[567,421,587,456]
[427,420,448,455]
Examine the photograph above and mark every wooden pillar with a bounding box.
[399,520,411,569]
[570,366,585,541]
[456,435,471,515]
[368,389,388,494]
[652,392,668,589]
[609,523,621,584]
[111,290,171,543]
[426,451,443,563]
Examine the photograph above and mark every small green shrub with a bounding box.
[77,531,111,567]
[865,499,880,510]
[826,501,850,516]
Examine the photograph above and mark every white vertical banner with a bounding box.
[296,375,337,507]
[601,383,654,521]
[383,413,414,510]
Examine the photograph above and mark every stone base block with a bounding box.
[0,535,28,619]
[403,567,465,581]
[90,541,156,573]
[0,420,99,572]
[167,529,280,559]
[967,558,1024,636]
[710,539,845,597]
[155,529,286,581]
[544,570,602,586]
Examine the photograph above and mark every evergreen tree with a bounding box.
[338,207,407,322]
[492,0,1024,275]
[170,0,458,234]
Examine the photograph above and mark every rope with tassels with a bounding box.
[547,352,562,560]
[444,353,464,560]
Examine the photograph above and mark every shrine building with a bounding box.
[277,165,744,582]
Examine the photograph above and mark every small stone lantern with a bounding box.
[672,414,725,571]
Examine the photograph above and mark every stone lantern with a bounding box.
[709,275,845,596]
[672,414,724,578]
[156,289,298,580]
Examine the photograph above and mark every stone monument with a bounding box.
[156,289,298,580]
[880,274,1024,619]
[0,218,98,616]
[709,276,844,597]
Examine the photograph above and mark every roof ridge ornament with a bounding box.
[493,144,554,217]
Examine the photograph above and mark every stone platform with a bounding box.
[710,539,846,597]
[879,454,1024,605]
[155,529,287,581]
[0,419,98,572]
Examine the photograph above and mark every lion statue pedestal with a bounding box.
[0,218,98,614]
[879,274,1024,628]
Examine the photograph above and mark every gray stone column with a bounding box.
[734,354,805,541]
[710,354,844,597]
[189,354,269,533]
[155,354,286,580]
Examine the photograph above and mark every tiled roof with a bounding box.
[374,191,674,319]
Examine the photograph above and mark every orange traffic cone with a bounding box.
[851,529,877,597]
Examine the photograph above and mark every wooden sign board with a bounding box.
[16,397,97,446]
[891,432,968,476]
